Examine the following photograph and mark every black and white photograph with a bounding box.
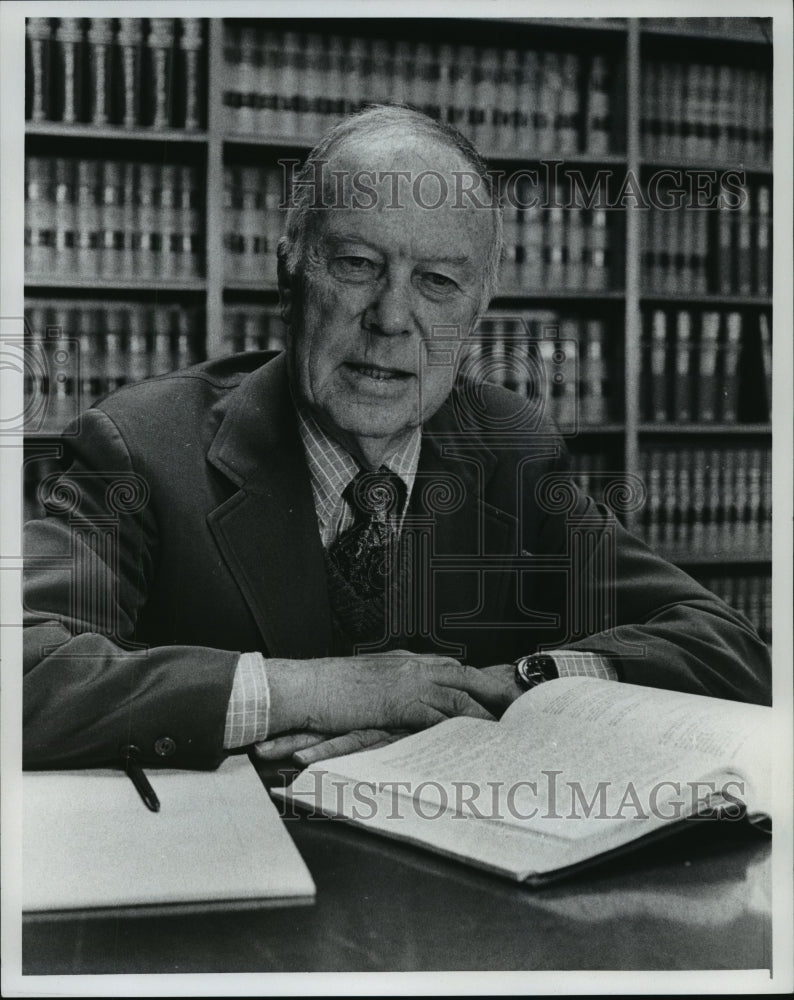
[1,1,792,995]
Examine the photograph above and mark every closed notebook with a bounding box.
[23,754,315,917]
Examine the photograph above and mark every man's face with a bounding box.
[280,134,495,467]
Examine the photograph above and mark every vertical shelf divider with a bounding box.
[204,19,225,359]
[623,19,642,526]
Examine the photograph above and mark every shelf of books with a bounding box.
[23,16,773,643]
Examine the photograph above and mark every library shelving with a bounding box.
[23,16,774,640]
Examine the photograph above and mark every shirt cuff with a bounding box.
[223,651,272,749]
[547,650,619,681]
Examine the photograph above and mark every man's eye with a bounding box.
[422,272,456,290]
[332,256,376,275]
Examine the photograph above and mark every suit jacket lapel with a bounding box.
[417,398,517,663]
[206,355,334,659]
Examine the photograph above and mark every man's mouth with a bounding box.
[344,362,412,382]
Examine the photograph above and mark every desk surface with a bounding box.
[23,763,772,975]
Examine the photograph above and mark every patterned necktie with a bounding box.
[324,469,407,649]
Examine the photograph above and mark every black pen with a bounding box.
[121,744,160,812]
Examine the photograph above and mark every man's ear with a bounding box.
[276,239,294,326]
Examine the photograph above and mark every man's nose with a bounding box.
[363,273,416,338]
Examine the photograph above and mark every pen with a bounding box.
[121,744,160,812]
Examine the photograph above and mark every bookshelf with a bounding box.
[23,16,773,640]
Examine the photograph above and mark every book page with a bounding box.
[501,677,772,814]
[287,708,735,846]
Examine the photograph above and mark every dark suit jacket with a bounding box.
[23,352,771,769]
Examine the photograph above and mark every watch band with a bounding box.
[514,653,559,691]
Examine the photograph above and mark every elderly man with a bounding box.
[23,105,770,771]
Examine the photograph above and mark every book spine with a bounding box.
[696,311,720,422]
[223,166,241,282]
[746,447,762,553]
[755,184,771,297]
[565,208,585,290]
[75,304,99,408]
[45,305,74,432]
[86,18,114,126]
[279,31,304,138]
[736,186,753,296]
[714,64,732,162]
[302,32,327,138]
[519,50,539,154]
[676,451,692,553]
[103,306,125,395]
[660,207,677,294]
[119,162,136,277]
[501,201,522,293]
[135,162,159,279]
[656,63,673,159]
[179,19,203,130]
[554,318,578,431]
[700,63,717,161]
[660,449,678,554]
[499,48,520,154]
[221,23,242,132]
[25,156,54,277]
[587,54,611,156]
[174,308,195,369]
[716,202,734,295]
[692,209,708,295]
[719,311,743,422]
[239,166,264,282]
[471,47,498,151]
[152,307,173,375]
[158,163,181,280]
[54,17,85,124]
[557,53,581,155]
[181,165,202,278]
[704,448,721,556]
[760,448,772,552]
[649,308,668,422]
[24,303,47,409]
[534,51,553,153]
[683,62,701,160]
[585,209,609,291]
[544,205,565,289]
[673,310,693,423]
[26,17,53,123]
[76,159,100,278]
[757,311,772,421]
[582,319,607,425]
[521,180,544,289]
[690,447,707,552]
[98,160,124,279]
[678,210,694,294]
[147,18,175,129]
[117,18,143,128]
[127,307,150,383]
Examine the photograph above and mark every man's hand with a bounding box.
[253,727,409,765]
[266,651,512,738]
[479,662,525,707]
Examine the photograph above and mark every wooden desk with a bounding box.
[22,759,772,975]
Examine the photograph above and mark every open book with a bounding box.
[273,678,772,884]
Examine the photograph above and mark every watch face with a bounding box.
[537,655,560,681]
[515,656,545,690]
[515,654,559,689]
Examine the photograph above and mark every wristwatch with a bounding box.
[514,653,559,691]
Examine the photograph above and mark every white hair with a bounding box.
[278,103,504,309]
